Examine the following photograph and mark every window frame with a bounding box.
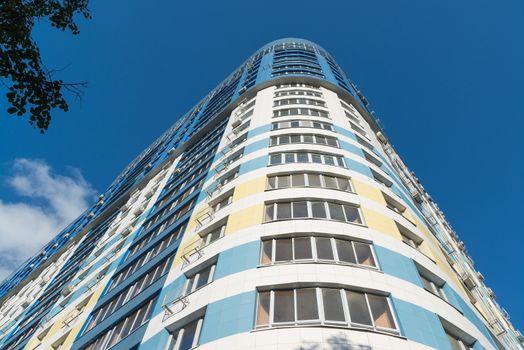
[182,263,217,297]
[264,200,364,226]
[260,235,378,270]
[255,287,399,334]
[168,318,204,350]
[271,119,334,132]
[268,152,346,168]
[270,133,339,148]
[266,172,354,193]
[417,265,448,301]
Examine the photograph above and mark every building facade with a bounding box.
[0,38,522,350]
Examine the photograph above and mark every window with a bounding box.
[268,152,345,167]
[272,120,334,131]
[446,330,474,350]
[270,134,339,147]
[344,110,362,125]
[168,318,204,350]
[128,223,186,261]
[340,100,358,114]
[256,288,398,333]
[273,98,326,107]
[356,135,374,150]
[363,150,382,168]
[264,201,363,225]
[110,228,180,291]
[418,267,447,300]
[201,224,226,247]
[372,170,393,188]
[216,167,239,187]
[144,197,195,231]
[397,223,422,250]
[274,90,323,98]
[273,108,329,118]
[212,192,233,212]
[85,257,172,333]
[221,148,244,168]
[382,192,405,214]
[275,83,320,90]
[261,236,376,268]
[349,121,368,137]
[155,177,205,212]
[267,173,353,192]
[83,295,158,350]
[182,263,216,296]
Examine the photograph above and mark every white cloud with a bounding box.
[0,159,97,281]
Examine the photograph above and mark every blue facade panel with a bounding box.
[214,241,260,280]
[199,291,256,344]
[392,297,453,349]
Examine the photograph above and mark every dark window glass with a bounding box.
[277,203,291,219]
[343,206,362,224]
[274,290,294,323]
[336,239,357,264]
[328,203,345,221]
[275,238,293,261]
[347,291,372,326]
[297,153,308,162]
[316,237,334,260]
[354,242,376,266]
[322,288,345,322]
[179,320,197,350]
[294,237,312,260]
[291,173,305,187]
[293,201,308,218]
[311,202,326,218]
[256,291,270,327]
[296,289,319,321]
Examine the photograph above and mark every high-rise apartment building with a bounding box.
[0,38,521,350]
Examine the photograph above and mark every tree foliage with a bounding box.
[0,0,91,132]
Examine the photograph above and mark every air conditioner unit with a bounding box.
[515,330,523,342]
[145,188,155,199]
[376,131,388,144]
[461,273,477,290]
[122,225,134,237]
[231,119,242,128]
[134,204,147,216]
[61,286,74,297]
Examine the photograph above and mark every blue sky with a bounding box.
[1,0,523,331]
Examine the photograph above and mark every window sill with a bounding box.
[269,143,341,149]
[257,261,381,273]
[251,323,405,340]
[267,162,346,169]
[265,186,356,195]
[264,217,367,228]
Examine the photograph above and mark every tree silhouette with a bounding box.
[1,0,90,132]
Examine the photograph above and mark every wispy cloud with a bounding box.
[0,159,97,281]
